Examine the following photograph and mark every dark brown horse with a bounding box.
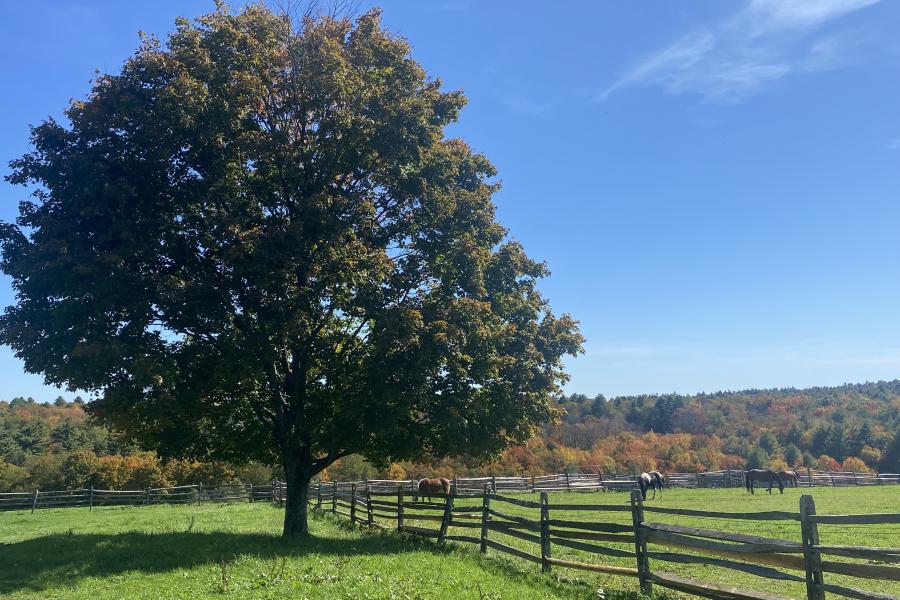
[417,477,450,502]
[778,470,799,488]
[745,469,784,494]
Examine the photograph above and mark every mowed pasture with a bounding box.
[0,487,898,599]
[0,502,638,600]
[376,485,900,599]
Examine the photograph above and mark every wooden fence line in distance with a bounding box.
[0,482,277,513]
[307,468,900,497]
[309,480,900,600]
[4,467,896,513]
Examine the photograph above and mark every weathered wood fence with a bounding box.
[5,467,895,513]
[301,469,900,497]
[307,481,899,600]
[0,482,276,512]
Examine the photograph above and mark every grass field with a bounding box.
[0,487,897,599]
[0,501,663,600]
[403,485,900,598]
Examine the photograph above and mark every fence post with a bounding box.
[726,469,731,488]
[453,475,458,496]
[438,491,453,543]
[540,491,551,573]
[800,495,825,600]
[491,475,497,493]
[852,472,858,486]
[531,475,536,492]
[807,467,814,487]
[332,481,338,513]
[480,484,490,553]
[248,483,253,503]
[316,482,322,509]
[565,471,570,491]
[89,485,94,511]
[397,486,404,532]
[145,487,151,505]
[31,489,39,513]
[198,483,203,506]
[350,483,357,523]
[630,489,652,594]
[366,483,373,527]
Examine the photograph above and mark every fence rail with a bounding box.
[4,467,893,513]
[0,482,276,512]
[305,479,900,600]
[303,468,900,497]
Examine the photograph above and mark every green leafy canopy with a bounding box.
[1,5,582,491]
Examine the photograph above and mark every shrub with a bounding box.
[842,456,870,473]
[817,454,840,471]
[0,461,29,491]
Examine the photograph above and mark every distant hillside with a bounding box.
[5,380,900,488]
[546,380,900,474]
[320,380,900,481]
[0,397,274,492]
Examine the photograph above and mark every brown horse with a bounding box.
[745,469,784,494]
[417,477,451,502]
[778,470,799,488]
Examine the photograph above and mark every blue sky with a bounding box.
[1,0,899,401]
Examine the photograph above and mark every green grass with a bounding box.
[0,501,665,600]
[1,486,898,599]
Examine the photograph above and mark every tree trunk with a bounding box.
[283,453,312,538]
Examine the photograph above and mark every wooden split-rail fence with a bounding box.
[292,469,900,497]
[0,482,277,512]
[304,480,900,600]
[4,468,895,514]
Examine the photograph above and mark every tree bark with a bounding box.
[283,451,312,538]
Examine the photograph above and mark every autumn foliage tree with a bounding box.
[0,6,582,536]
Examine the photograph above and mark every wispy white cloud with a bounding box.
[739,0,879,35]
[800,31,864,72]
[601,0,880,102]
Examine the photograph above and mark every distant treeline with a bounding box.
[0,397,276,492]
[5,380,900,490]
[327,380,900,480]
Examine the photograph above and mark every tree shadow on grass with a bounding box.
[0,513,419,595]
[1,512,663,599]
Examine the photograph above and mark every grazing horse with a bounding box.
[417,477,451,502]
[650,471,666,493]
[638,471,665,500]
[778,470,799,488]
[745,469,784,495]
